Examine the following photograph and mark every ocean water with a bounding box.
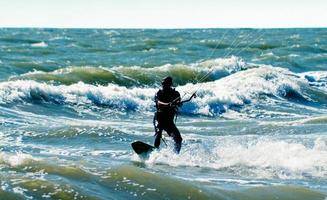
[0,28,327,200]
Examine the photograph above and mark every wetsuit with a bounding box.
[154,88,182,153]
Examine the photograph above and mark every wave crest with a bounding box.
[11,56,247,87]
[2,65,327,117]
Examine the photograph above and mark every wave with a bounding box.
[0,153,107,199]
[200,40,280,51]
[301,71,327,91]
[145,136,327,180]
[0,191,24,200]
[0,152,36,167]
[10,57,247,87]
[0,37,41,44]
[2,65,327,117]
[31,41,48,47]
[103,165,326,200]
[302,115,327,124]
[3,160,325,200]
[104,165,210,199]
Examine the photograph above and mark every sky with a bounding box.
[0,0,326,28]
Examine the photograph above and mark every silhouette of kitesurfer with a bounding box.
[153,76,195,153]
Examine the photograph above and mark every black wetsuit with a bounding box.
[154,88,182,153]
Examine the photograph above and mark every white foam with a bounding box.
[31,41,48,47]
[290,34,301,39]
[145,136,327,179]
[289,54,300,58]
[1,181,9,191]
[90,150,127,156]
[12,186,26,195]
[300,71,327,91]
[168,47,178,51]
[0,153,36,167]
[177,65,303,115]
[301,71,327,81]
[0,80,155,111]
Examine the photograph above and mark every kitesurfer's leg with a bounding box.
[167,123,182,153]
[154,127,163,148]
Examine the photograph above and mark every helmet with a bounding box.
[161,76,173,86]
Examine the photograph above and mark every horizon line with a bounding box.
[1,26,327,29]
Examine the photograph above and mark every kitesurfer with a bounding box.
[153,76,195,153]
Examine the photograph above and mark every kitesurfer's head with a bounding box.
[161,76,173,90]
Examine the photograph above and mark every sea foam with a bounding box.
[146,136,327,179]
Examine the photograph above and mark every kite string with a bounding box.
[186,29,266,97]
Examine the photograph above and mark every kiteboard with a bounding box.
[131,141,155,155]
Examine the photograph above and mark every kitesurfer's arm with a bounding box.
[178,92,196,106]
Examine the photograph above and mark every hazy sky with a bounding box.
[0,0,326,28]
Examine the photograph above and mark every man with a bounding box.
[153,76,183,153]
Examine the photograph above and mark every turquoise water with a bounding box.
[0,28,327,199]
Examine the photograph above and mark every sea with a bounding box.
[0,28,326,200]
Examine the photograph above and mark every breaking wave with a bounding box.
[145,136,327,180]
[10,57,248,86]
[1,65,327,117]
